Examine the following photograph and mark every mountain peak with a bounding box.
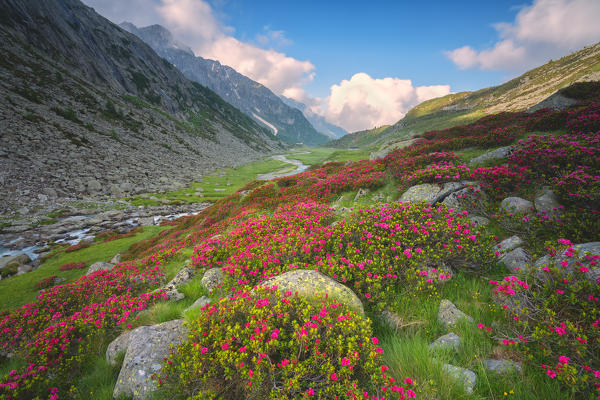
[119,22,194,56]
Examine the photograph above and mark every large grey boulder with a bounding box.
[534,190,562,216]
[535,242,600,284]
[429,332,461,351]
[484,359,522,374]
[200,268,225,291]
[438,299,473,328]
[469,146,512,165]
[106,329,137,366]
[113,320,188,400]
[442,364,477,394]
[86,261,115,275]
[499,248,531,273]
[260,269,364,316]
[500,197,533,215]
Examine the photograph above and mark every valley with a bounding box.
[1,1,599,399]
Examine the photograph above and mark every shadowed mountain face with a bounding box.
[120,22,330,146]
[280,95,348,139]
[0,0,284,215]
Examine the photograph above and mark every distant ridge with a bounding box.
[121,22,330,146]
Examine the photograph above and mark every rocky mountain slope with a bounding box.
[0,0,284,218]
[120,23,330,146]
[331,41,600,149]
[280,95,348,139]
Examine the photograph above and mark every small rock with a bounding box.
[497,235,524,255]
[534,190,562,216]
[86,261,115,275]
[469,146,512,165]
[200,268,224,291]
[354,188,369,201]
[110,253,122,264]
[16,265,33,275]
[499,247,531,273]
[442,364,477,394]
[438,299,473,328]
[380,309,403,331]
[429,332,461,351]
[484,359,523,374]
[184,296,211,313]
[470,216,490,227]
[500,197,533,215]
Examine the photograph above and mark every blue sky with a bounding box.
[84,0,600,131]
[217,0,521,96]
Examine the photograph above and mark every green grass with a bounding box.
[127,157,289,206]
[0,226,167,311]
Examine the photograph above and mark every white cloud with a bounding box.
[446,0,600,71]
[306,73,450,132]
[154,0,313,96]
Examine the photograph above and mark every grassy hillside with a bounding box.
[330,42,600,150]
[1,92,599,399]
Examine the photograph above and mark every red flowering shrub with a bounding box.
[63,242,90,253]
[491,239,600,397]
[34,275,59,289]
[57,262,86,271]
[158,287,416,399]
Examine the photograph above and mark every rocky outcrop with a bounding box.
[111,320,188,400]
[260,269,364,316]
[153,267,195,301]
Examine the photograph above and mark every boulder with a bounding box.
[441,185,485,211]
[153,268,195,301]
[469,216,490,227]
[535,242,600,284]
[16,265,33,275]
[399,182,464,204]
[469,146,512,165]
[113,320,188,400]
[260,269,364,316]
[354,188,369,201]
[380,309,403,331]
[110,253,122,264]
[499,248,531,273]
[184,296,211,313]
[500,197,533,215]
[438,299,473,328]
[200,268,224,292]
[534,190,562,216]
[106,329,136,366]
[429,332,461,351]
[496,236,524,255]
[442,364,477,394]
[484,359,522,374]
[0,254,31,270]
[86,261,115,275]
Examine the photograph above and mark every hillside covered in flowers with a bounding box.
[1,83,600,400]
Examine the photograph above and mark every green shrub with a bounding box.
[158,288,415,399]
